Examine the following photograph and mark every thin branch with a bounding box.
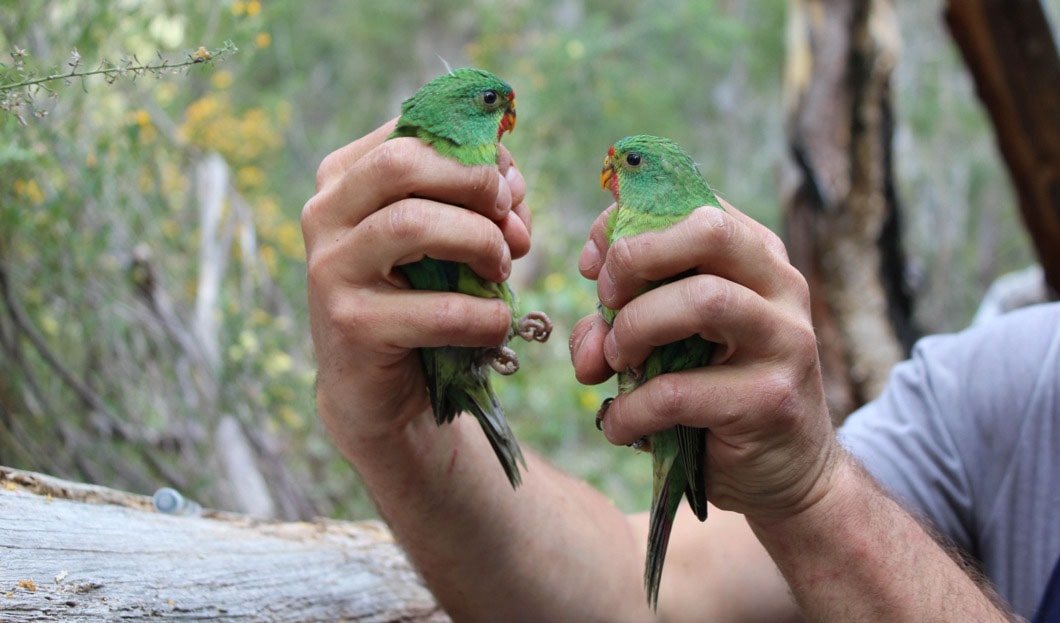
[0,42,236,93]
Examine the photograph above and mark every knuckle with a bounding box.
[692,207,735,248]
[689,275,730,319]
[387,200,427,242]
[785,266,812,308]
[469,164,499,196]
[759,369,801,426]
[763,229,790,263]
[315,151,342,192]
[300,195,319,241]
[370,140,417,183]
[650,374,688,422]
[788,320,819,359]
[325,289,371,343]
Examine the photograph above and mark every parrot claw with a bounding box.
[628,436,651,452]
[595,397,614,431]
[516,311,553,343]
[484,346,520,375]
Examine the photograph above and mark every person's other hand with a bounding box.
[569,200,838,521]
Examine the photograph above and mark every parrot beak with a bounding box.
[499,94,517,138]
[600,151,614,191]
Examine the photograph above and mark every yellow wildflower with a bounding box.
[236,165,265,189]
[246,0,261,16]
[578,389,601,412]
[255,32,271,48]
[264,351,292,376]
[14,179,44,204]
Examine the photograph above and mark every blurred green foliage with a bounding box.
[0,1,1035,518]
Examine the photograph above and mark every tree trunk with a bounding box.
[781,0,915,421]
[945,0,1060,297]
[0,466,448,622]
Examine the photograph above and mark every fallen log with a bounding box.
[0,466,449,622]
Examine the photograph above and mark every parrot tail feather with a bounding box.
[645,465,686,610]
[459,382,526,489]
[645,479,674,610]
[676,424,708,521]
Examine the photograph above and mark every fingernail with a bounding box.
[598,265,616,305]
[603,331,619,368]
[494,172,510,213]
[579,239,602,273]
[500,244,512,280]
[568,326,581,356]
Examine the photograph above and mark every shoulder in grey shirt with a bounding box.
[839,302,1060,620]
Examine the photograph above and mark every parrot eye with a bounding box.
[481,90,499,105]
[625,153,642,166]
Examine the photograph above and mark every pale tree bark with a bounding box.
[945,0,1060,297]
[0,466,449,622]
[781,0,915,421]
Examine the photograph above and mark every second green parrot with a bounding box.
[388,68,552,489]
[597,135,722,609]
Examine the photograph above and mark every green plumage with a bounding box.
[388,68,525,488]
[599,135,721,609]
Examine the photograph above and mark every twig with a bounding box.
[0,42,236,93]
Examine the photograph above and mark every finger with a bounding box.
[315,118,399,191]
[605,275,785,371]
[505,165,528,230]
[498,209,530,260]
[512,199,532,238]
[569,313,615,385]
[599,363,810,446]
[306,138,509,236]
[597,206,794,309]
[329,287,513,352]
[718,198,790,265]
[579,204,615,279]
[343,198,512,283]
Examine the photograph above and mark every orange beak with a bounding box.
[499,95,517,137]
[600,153,614,190]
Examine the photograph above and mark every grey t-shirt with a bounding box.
[839,302,1060,619]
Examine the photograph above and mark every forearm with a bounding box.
[747,450,1014,622]
[327,397,652,623]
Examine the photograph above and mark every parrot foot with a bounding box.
[629,436,651,452]
[595,397,614,431]
[626,365,645,384]
[516,311,553,343]
[484,346,520,375]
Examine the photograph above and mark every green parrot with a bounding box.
[387,68,552,489]
[597,135,721,609]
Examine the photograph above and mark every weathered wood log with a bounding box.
[781,0,915,420]
[945,0,1060,298]
[0,466,449,622]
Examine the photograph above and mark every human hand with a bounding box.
[302,119,530,454]
[569,199,839,521]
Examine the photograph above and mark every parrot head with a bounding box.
[399,67,516,145]
[600,135,705,205]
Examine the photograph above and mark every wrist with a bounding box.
[316,383,437,470]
